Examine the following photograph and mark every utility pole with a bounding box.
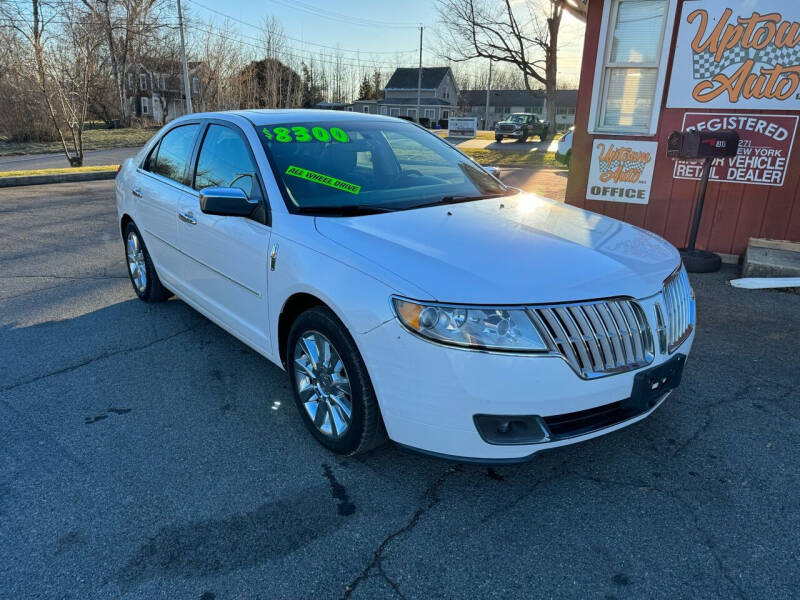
[416,25,423,123]
[484,59,493,130]
[177,0,193,114]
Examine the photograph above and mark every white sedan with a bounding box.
[116,110,694,462]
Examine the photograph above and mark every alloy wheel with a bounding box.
[126,230,147,293]
[293,331,353,438]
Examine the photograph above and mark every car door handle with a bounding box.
[132,188,142,198]
[178,210,197,225]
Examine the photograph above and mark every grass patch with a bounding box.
[0,164,118,177]
[461,148,563,168]
[0,128,156,156]
[435,130,496,140]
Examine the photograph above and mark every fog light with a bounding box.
[474,414,550,445]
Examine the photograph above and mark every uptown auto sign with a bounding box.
[587,140,657,204]
[666,1,800,109]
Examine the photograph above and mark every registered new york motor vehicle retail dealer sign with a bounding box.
[586,140,658,205]
[673,113,798,186]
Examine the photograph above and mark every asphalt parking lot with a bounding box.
[1,180,799,600]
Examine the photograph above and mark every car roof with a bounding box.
[174,109,400,127]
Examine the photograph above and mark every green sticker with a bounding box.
[285,165,361,195]
[262,126,349,143]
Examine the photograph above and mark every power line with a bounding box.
[187,20,418,71]
[185,0,418,55]
[262,0,419,30]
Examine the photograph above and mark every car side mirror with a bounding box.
[484,166,501,179]
[199,187,257,217]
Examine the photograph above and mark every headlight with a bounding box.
[392,298,548,352]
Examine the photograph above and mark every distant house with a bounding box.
[314,101,353,111]
[459,88,578,130]
[126,61,207,125]
[353,67,458,124]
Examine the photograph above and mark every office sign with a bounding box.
[448,117,477,139]
[587,140,657,204]
[666,0,800,109]
[673,113,798,186]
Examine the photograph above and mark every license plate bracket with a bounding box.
[625,354,686,412]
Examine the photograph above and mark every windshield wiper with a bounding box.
[410,191,514,210]
[296,204,396,216]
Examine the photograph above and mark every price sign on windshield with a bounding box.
[262,126,350,143]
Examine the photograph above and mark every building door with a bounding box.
[152,95,163,124]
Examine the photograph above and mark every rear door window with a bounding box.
[147,124,200,185]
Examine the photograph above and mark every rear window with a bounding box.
[146,124,199,184]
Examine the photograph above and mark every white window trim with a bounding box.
[139,73,147,90]
[141,96,149,115]
[588,0,678,137]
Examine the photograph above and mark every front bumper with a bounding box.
[357,302,693,462]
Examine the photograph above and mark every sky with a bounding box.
[183,0,586,84]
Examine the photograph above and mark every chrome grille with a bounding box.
[532,299,654,378]
[662,266,694,352]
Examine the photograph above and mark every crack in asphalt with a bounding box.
[1,321,206,393]
[342,465,462,599]
[568,470,748,599]
[671,382,757,458]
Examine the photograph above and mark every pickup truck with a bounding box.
[494,113,549,143]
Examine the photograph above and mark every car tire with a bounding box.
[123,222,171,302]
[287,306,386,456]
[679,249,722,273]
[495,135,503,143]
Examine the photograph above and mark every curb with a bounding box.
[0,170,116,188]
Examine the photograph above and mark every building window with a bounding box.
[127,73,133,89]
[141,97,149,115]
[380,105,388,115]
[139,73,147,90]
[594,0,672,134]
[192,77,199,94]
[424,108,435,120]
[363,105,370,113]
[442,110,448,120]
[407,108,417,120]
[159,74,166,91]
[390,108,400,117]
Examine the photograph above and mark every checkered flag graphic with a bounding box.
[692,46,749,79]
[599,159,643,172]
[754,44,800,68]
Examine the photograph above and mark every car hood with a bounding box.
[314,193,680,304]
[496,121,521,127]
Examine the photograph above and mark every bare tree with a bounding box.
[436,0,577,128]
[1,0,104,165]
[80,0,174,126]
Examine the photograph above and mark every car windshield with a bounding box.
[508,114,528,123]
[254,119,510,215]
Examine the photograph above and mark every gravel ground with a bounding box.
[1,180,798,600]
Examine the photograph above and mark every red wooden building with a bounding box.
[565,0,800,258]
